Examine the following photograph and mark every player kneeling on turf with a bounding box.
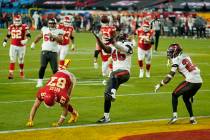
[26,59,78,127]
[154,43,203,124]
[93,31,134,123]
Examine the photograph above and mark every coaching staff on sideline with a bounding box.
[30,18,64,87]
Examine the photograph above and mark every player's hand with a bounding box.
[154,84,161,93]
[26,120,34,127]
[3,41,7,47]
[52,122,60,127]
[21,39,28,45]
[94,62,98,69]
[31,42,35,49]
[71,44,76,51]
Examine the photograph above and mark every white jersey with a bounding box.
[110,41,133,72]
[41,27,63,52]
[171,54,203,83]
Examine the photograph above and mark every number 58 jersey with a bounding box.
[171,54,203,83]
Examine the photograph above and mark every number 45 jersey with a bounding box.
[171,54,203,83]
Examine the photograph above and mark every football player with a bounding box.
[57,16,76,68]
[135,21,155,78]
[26,59,79,127]
[3,15,31,79]
[31,18,63,87]
[93,15,116,84]
[154,43,203,124]
[93,31,134,123]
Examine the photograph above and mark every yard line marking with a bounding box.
[0,115,209,134]
[0,89,209,104]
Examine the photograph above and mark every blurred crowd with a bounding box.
[0,11,209,38]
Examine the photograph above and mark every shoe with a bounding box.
[190,117,197,124]
[20,71,24,79]
[139,69,144,78]
[68,110,79,123]
[146,71,150,78]
[168,116,177,124]
[97,116,110,123]
[8,72,14,79]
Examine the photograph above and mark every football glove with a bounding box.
[26,120,34,127]
[21,39,28,45]
[93,62,99,69]
[3,41,7,47]
[71,44,76,51]
[31,42,35,49]
[154,84,161,93]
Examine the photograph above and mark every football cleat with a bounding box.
[68,110,79,123]
[139,69,144,78]
[36,82,43,88]
[20,71,24,79]
[168,116,178,124]
[26,120,34,127]
[8,72,14,79]
[97,116,111,123]
[190,119,197,125]
[146,71,150,78]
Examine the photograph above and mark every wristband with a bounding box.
[60,115,66,119]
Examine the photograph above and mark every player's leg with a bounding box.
[49,52,58,74]
[154,30,160,52]
[101,60,109,85]
[182,83,202,124]
[145,49,152,78]
[138,47,145,78]
[17,46,26,79]
[59,45,69,67]
[8,45,17,79]
[169,81,189,124]
[37,51,48,87]
[93,43,101,69]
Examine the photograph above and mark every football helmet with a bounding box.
[13,15,22,26]
[116,32,128,41]
[142,21,150,32]
[48,18,57,29]
[167,43,183,59]
[44,91,56,107]
[100,15,109,26]
[63,16,72,27]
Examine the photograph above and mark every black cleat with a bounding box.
[190,119,197,125]
[168,116,178,124]
[97,116,111,123]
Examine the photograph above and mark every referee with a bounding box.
[150,16,162,52]
[30,18,63,87]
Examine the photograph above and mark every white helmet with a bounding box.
[13,15,22,26]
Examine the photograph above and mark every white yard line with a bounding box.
[0,115,209,134]
[0,90,209,104]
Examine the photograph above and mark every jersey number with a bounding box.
[44,34,55,41]
[182,58,196,72]
[112,50,126,61]
[11,30,22,39]
[47,77,66,89]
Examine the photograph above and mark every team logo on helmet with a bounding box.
[167,43,183,59]
[59,59,72,70]
[63,16,72,27]
[13,15,22,26]
[44,91,56,107]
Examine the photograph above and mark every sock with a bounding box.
[19,63,24,72]
[104,99,111,113]
[67,104,74,113]
[146,64,151,71]
[138,60,143,68]
[173,112,178,118]
[59,60,64,66]
[9,63,15,73]
[104,113,109,119]
[172,95,178,113]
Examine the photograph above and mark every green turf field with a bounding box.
[0,29,209,131]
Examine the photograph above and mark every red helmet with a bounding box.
[100,15,109,26]
[63,16,72,26]
[167,43,183,59]
[13,15,22,26]
[142,21,150,32]
[44,91,56,107]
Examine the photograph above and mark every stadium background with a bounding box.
[0,0,210,140]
